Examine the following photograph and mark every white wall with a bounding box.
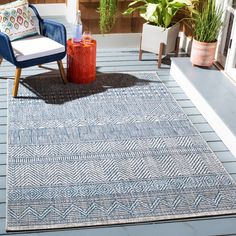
[65,0,77,23]
[32,3,66,16]
[32,1,77,24]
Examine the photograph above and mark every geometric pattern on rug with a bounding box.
[7,72,236,231]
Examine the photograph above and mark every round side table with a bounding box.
[67,39,96,84]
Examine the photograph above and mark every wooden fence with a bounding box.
[0,0,144,33]
[80,0,144,34]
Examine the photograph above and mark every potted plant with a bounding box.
[124,0,194,67]
[99,0,118,34]
[190,0,223,67]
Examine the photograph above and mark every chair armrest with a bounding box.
[0,32,17,65]
[41,19,67,47]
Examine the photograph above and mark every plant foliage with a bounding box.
[193,0,223,42]
[123,0,193,28]
[99,0,118,34]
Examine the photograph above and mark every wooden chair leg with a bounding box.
[175,37,180,57]
[57,60,68,84]
[139,36,143,61]
[158,43,164,68]
[12,68,22,97]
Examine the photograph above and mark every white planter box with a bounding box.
[141,23,180,54]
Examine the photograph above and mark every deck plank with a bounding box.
[0,154,6,165]
[188,115,208,124]
[171,93,189,100]
[0,144,6,154]
[200,132,221,142]
[0,204,5,218]
[0,190,6,203]
[215,151,236,162]
[182,107,201,115]
[0,97,7,103]
[0,135,6,144]
[0,166,6,177]
[0,104,7,109]
[207,141,228,152]
[175,100,195,108]
[223,163,236,174]
[166,87,186,94]
[163,80,180,87]
[0,127,6,135]
[0,84,7,90]
[97,66,161,72]
[0,114,6,122]
[96,59,158,65]
[192,123,215,133]
[0,176,6,190]
[0,110,7,117]
[231,174,236,181]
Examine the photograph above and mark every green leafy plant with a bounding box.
[99,0,118,34]
[123,0,194,29]
[193,0,223,42]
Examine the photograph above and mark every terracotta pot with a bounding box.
[190,39,217,67]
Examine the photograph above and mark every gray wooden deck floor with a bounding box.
[1,17,236,236]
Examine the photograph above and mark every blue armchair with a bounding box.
[0,4,67,97]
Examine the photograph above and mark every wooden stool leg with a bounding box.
[139,49,143,61]
[158,43,164,68]
[57,60,68,84]
[139,36,143,61]
[175,37,180,57]
[12,67,22,97]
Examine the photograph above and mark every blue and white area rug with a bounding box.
[7,72,236,231]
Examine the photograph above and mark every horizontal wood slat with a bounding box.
[80,1,144,33]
